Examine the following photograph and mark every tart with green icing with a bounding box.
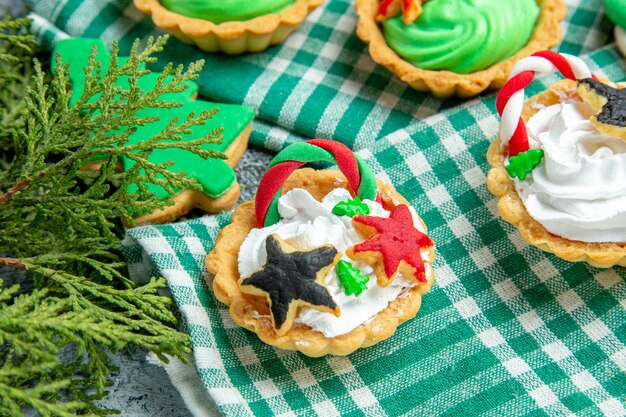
[134,0,324,54]
[355,0,567,98]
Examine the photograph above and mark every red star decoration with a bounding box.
[347,204,433,286]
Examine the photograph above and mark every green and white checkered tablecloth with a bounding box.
[26,0,626,416]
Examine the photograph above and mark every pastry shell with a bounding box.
[354,0,566,98]
[134,0,324,54]
[206,168,436,357]
[487,79,626,268]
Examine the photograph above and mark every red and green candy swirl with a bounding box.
[496,50,596,180]
[255,139,379,227]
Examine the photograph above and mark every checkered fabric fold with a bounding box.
[27,0,626,415]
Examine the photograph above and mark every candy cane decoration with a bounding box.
[255,139,379,227]
[496,50,596,180]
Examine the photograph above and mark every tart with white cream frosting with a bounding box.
[207,140,435,356]
[487,51,626,267]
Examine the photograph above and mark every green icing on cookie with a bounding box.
[159,0,295,24]
[121,79,249,200]
[336,260,369,297]
[332,197,370,218]
[51,38,117,107]
[605,0,626,30]
[52,38,254,201]
[382,0,540,74]
[506,149,544,180]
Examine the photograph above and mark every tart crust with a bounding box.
[134,0,324,54]
[206,169,435,357]
[354,0,566,98]
[487,79,626,268]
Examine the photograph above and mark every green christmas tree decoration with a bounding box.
[506,149,544,180]
[335,260,370,296]
[51,37,254,216]
[332,196,371,218]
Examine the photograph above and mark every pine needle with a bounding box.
[0,17,222,416]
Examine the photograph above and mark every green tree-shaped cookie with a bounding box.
[52,38,255,218]
[506,149,544,180]
[332,197,371,217]
[336,260,370,296]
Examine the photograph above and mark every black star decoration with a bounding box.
[239,234,341,336]
[577,78,626,140]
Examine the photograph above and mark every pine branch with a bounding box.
[0,171,43,205]
[0,16,37,168]
[0,285,119,416]
[0,257,26,269]
[0,17,223,416]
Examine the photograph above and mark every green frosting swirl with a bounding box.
[160,0,295,24]
[382,0,540,74]
[605,0,626,30]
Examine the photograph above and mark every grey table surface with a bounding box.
[1,1,274,415]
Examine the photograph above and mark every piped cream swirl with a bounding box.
[514,100,626,243]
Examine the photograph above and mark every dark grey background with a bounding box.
[1,0,274,415]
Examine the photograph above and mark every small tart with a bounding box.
[487,80,626,268]
[206,169,435,357]
[354,0,566,98]
[134,0,324,54]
